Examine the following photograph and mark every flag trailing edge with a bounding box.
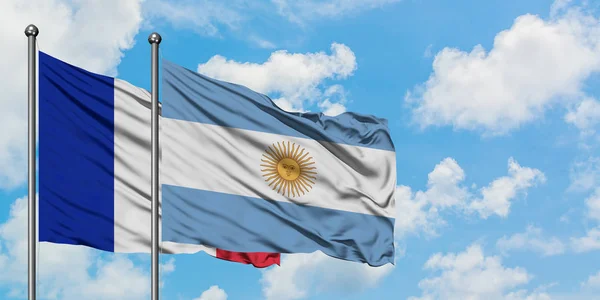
[160,59,397,267]
[38,51,279,268]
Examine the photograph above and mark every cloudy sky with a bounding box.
[1,0,600,299]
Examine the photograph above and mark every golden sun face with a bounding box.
[261,141,317,197]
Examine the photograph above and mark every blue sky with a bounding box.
[1,0,600,299]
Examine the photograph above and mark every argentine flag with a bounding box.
[38,52,279,267]
[160,60,396,266]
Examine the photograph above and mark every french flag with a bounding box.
[38,51,279,268]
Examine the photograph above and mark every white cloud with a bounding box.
[272,0,401,25]
[143,0,244,37]
[0,0,144,189]
[143,1,390,47]
[581,270,600,290]
[406,5,600,135]
[160,258,176,274]
[197,43,356,113]
[394,158,467,237]
[272,98,306,114]
[469,158,546,219]
[0,196,150,299]
[194,285,228,300]
[571,228,600,253]
[585,188,600,221]
[423,44,434,58]
[317,85,348,116]
[67,256,148,300]
[396,157,545,237]
[496,225,566,256]
[550,0,574,17]
[569,156,600,192]
[248,35,277,49]
[570,187,600,253]
[260,252,393,300]
[421,157,470,208]
[318,100,347,116]
[394,185,445,238]
[409,243,541,300]
[565,97,600,137]
[504,290,552,300]
[159,257,176,288]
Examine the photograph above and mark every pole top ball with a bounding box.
[148,33,162,44]
[24,24,39,37]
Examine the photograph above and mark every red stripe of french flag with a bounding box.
[215,249,280,268]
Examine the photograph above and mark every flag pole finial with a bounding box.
[24,24,39,37]
[148,32,162,44]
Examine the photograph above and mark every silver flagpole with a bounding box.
[25,24,39,300]
[148,32,162,300]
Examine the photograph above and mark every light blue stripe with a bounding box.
[161,185,395,266]
[161,59,395,152]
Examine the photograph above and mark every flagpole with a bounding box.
[25,24,39,300]
[149,32,162,300]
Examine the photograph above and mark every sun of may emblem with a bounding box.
[261,141,317,197]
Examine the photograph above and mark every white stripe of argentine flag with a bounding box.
[38,52,279,267]
[160,60,397,266]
